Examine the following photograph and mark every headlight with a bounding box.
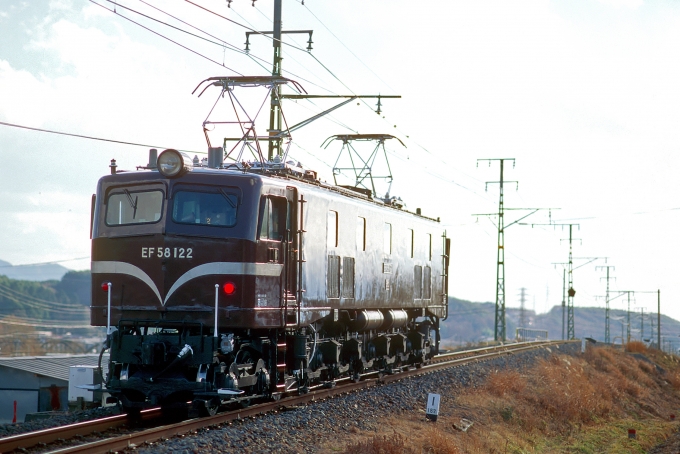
[157,149,192,178]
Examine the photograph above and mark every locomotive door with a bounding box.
[283,187,298,324]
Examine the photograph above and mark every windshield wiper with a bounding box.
[219,189,238,208]
[123,189,139,219]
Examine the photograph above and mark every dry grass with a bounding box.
[421,425,461,454]
[343,432,413,454]
[341,425,462,454]
[627,340,648,353]
[338,346,680,453]
[666,371,680,390]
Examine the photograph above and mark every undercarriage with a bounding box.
[104,310,439,415]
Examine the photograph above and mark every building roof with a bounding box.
[0,354,108,382]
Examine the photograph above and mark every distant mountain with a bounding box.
[441,297,680,346]
[0,259,71,281]
[0,270,95,339]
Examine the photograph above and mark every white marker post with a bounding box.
[426,393,440,422]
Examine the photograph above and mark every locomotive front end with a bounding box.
[91,150,270,413]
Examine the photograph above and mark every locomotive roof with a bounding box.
[101,162,440,224]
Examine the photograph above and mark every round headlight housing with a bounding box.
[157,149,192,178]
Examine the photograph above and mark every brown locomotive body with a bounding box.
[91,150,449,414]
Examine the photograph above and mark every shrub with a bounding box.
[626,341,647,353]
[344,433,414,454]
[422,426,461,454]
[484,370,525,397]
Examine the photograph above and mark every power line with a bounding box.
[184,0,308,52]
[0,120,203,154]
[0,316,90,329]
[100,1,492,204]
[0,257,89,268]
[109,0,243,50]
[89,0,244,75]
[226,4,338,93]
[299,0,399,95]
[0,284,89,311]
[137,0,272,73]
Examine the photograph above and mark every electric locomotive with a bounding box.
[91,148,450,414]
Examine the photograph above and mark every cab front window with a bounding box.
[172,190,238,227]
[106,189,164,226]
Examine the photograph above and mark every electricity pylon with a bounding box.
[474,158,555,342]
[596,265,616,344]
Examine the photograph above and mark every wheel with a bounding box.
[122,405,142,422]
[203,398,220,417]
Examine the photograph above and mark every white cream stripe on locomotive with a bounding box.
[92,261,283,306]
[92,261,163,305]
[164,262,283,305]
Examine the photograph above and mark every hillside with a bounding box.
[341,343,680,453]
[0,259,71,281]
[441,297,680,346]
[0,271,92,334]
[0,267,676,348]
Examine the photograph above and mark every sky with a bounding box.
[0,0,679,335]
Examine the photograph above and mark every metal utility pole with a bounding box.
[551,263,569,340]
[658,289,661,349]
[243,0,400,162]
[477,158,514,343]
[562,269,565,340]
[519,287,527,328]
[622,290,662,347]
[474,159,554,342]
[627,292,632,343]
[541,224,581,340]
[565,226,577,340]
[618,291,634,343]
[269,0,283,161]
[597,265,615,344]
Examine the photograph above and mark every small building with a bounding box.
[0,354,105,424]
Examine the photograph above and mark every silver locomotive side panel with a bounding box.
[297,183,447,318]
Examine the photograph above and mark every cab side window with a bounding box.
[259,196,287,241]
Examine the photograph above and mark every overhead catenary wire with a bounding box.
[0,293,89,315]
[0,256,90,267]
[134,0,276,74]
[0,316,91,329]
[0,120,204,154]
[297,0,399,95]
[105,0,342,98]
[290,1,491,191]
[89,0,493,205]
[183,0,308,52]
[77,2,487,205]
[0,283,89,311]
[89,0,244,75]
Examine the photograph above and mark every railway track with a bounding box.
[0,340,570,454]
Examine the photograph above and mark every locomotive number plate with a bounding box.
[142,247,193,259]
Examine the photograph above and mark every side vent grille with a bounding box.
[414,265,423,299]
[342,257,355,298]
[327,255,341,298]
[423,265,432,300]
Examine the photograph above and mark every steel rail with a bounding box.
[0,408,162,453]
[3,340,570,454]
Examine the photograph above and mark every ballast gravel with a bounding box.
[0,343,580,453]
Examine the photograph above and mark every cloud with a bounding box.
[0,60,52,125]
[595,0,644,9]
